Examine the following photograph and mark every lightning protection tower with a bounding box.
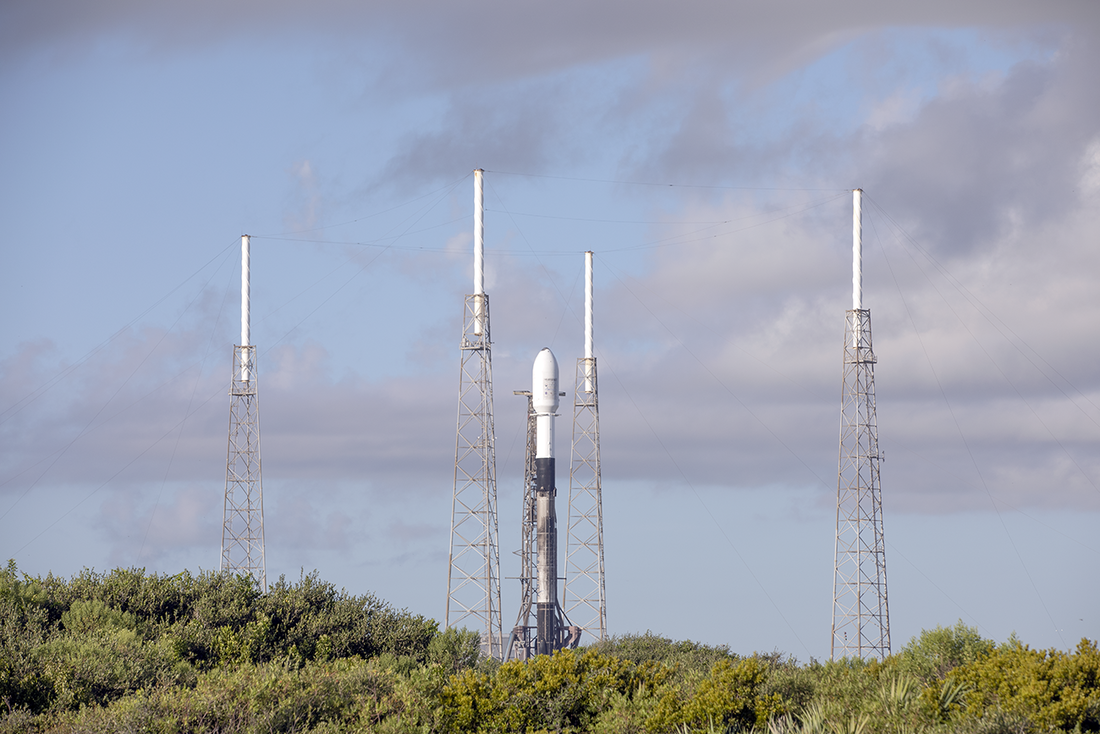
[831,189,890,660]
[563,251,606,641]
[446,169,504,659]
[220,234,267,591]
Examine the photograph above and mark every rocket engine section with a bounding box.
[531,348,581,655]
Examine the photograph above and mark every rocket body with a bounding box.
[532,348,560,655]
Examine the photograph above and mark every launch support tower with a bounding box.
[446,170,504,659]
[831,189,891,660]
[220,234,267,591]
[563,251,606,641]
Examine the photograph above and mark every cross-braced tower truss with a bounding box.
[446,170,503,659]
[564,356,606,640]
[221,346,266,589]
[505,392,538,660]
[221,234,266,591]
[832,190,889,660]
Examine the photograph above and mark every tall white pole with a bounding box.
[474,170,485,335]
[584,251,594,393]
[584,252,593,359]
[474,170,485,296]
[853,189,862,311]
[241,234,250,381]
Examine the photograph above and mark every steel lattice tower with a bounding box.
[446,170,504,659]
[832,189,890,660]
[220,234,266,591]
[564,251,606,641]
[505,391,538,660]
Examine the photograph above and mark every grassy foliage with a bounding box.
[2,562,1097,734]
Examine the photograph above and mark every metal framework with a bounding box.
[507,385,581,660]
[505,392,539,660]
[831,188,889,660]
[445,292,504,659]
[563,356,606,640]
[220,344,267,590]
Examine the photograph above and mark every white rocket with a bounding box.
[530,347,583,653]
[532,347,560,654]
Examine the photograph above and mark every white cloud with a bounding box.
[2,0,1098,650]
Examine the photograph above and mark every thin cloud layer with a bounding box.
[1,1,1097,653]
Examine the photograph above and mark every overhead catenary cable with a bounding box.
[0,243,239,522]
[0,240,239,427]
[139,257,236,565]
[486,168,850,192]
[865,193,1100,426]
[867,202,1067,649]
[865,199,1100,493]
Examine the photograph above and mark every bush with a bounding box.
[680,658,784,731]
[440,648,643,733]
[898,621,994,682]
[429,627,481,675]
[947,637,1100,732]
[592,632,738,678]
[34,627,195,712]
[50,657,439,734]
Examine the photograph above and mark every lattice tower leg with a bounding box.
[563,357,606,641]
[446,294,504,660]
[831,309,890,660]
[220,345,267,591]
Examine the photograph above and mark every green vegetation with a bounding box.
[1,562,1097,733]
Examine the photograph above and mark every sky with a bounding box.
[1,1,1098,662]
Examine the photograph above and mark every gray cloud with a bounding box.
[5,28,1099,524]
[5,1,1095,75]
[858,40,1100,255]
[2,0,1098,650]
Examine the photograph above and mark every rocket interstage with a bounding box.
[533,348,560,655]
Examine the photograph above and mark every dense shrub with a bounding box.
[49,657,443,734]
[34,627,195,711]
[592,632,738,678]
[3,562,1098,734]
[0,561,56,715]
[439,648,633,733]
[0,562,437,719]
[898,620,996,682]
[947,637,1100,732]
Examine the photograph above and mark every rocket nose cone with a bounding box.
[532,348,559,414]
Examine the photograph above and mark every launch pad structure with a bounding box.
[506,251,602,660]
[220,234,267,591]
[563,251,607,642]
[505,389,540,660]
[831,189,891,660]
[446,170,504,660]
[506,349,580,660]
